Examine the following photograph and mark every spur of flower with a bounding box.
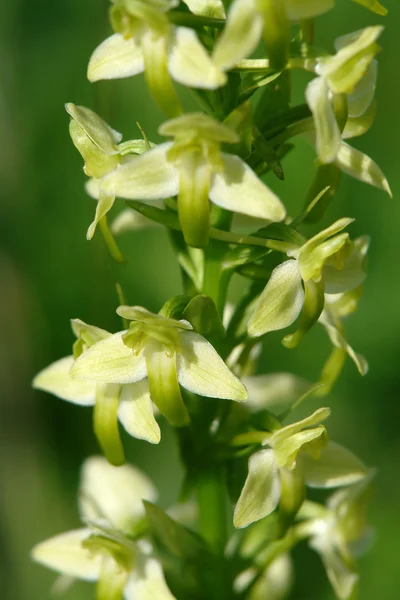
[32,455,176,600]
[66,102,151,241]
[247,218,365,347]
[100,112,286,247]
[233,407,367,529]
[297,473,375,600]
[70,305,247,430]
[87,0,227,117]
[33,319,161,466]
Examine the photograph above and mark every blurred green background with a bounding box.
[0,1,399,598]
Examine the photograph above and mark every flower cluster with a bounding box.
[33,0,390,598]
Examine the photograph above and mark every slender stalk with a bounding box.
[98,215,126,263]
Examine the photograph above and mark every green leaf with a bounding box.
[253,128,284,180]
[159,296,192,320]
[144,502,206,560]
[182,295,225,339]
[253,223,305,246]
[302,165,341,224]
[127,200,181,230]
[223,244,271,270]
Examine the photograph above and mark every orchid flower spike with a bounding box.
[100,113,286,247]
[33,319,161,466]
[70,306,247,430]
[32,456,176,600]
[87,0,227,117]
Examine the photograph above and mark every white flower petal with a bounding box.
[248,260,304,337]
[88,34,144,82]
[324,235,369,294]
[210,154,286,221]
[243,373,311,413]
[283,0,333,20]
[87,192,115,240]
[118,382,161,444]
[101,143,179,200]
[79,456,158,531]
[306,77,342,164]
[248,553,293,600]
[71,332,147,384]
[177,331,247,401]
[85,177,100,199]
[32,529,101,580]
[335,142,392,196]
[319,312,368,375]
[234,449,280,528]
[125,558,176,600]
[304,441,368,488]
[212,0,263,70]
[168,26,226,89]
[312,542,358,600]
[33,356,96,406]
[346,61,377,118]
[111,208,159,235]
[182,0,225,18]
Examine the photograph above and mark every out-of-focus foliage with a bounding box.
[0,0,398,598]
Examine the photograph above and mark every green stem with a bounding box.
[169,11,225,30]
[98,215,126,263]
[197,465,229,554]
[233,57,318,73]
[301,19,314,44]
[209,228,296,253]
[202,242,230,315]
